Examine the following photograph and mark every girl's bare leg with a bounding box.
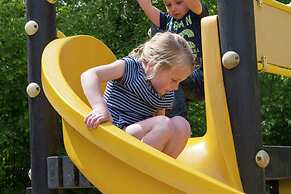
[125,116,191,158]
[162,116,192,158]
[125,116,173,151]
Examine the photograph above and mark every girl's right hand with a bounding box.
[84,105,112,129]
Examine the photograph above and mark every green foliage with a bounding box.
[203,0,217,15]
[277,0,291,4]
[57,0,150,57]
[187,101,206,136]
[0,1,29,194]
[259,74,291,145]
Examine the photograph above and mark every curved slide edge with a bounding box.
[41,36,244,193]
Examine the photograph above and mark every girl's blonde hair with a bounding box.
[129,32,195,79]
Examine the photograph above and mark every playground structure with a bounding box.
[25,0,291,194]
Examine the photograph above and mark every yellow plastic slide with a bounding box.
[42,16,244,194]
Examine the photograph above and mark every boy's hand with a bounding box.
[185,0,202,15]
[84,104,112,129]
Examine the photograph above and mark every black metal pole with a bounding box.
[26,0,60,194]
[217,0,265,194]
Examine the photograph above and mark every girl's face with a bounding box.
[164,0,189,19]
[150,65,191,95]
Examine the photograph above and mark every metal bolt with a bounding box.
[26,82,40,98]
[25,20,39,36]
[222,51,240,69]
[255,150,270,168]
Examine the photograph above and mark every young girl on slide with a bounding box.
[81,32,195,158]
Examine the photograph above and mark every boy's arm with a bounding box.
[137,0,161,27]
[185,0,203,15]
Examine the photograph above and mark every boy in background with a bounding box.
[137,0,209,118]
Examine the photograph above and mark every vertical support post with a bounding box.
[26,0,61,194]
[217,0,265,193]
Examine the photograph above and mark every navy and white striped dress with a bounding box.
[104,57,174,129]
